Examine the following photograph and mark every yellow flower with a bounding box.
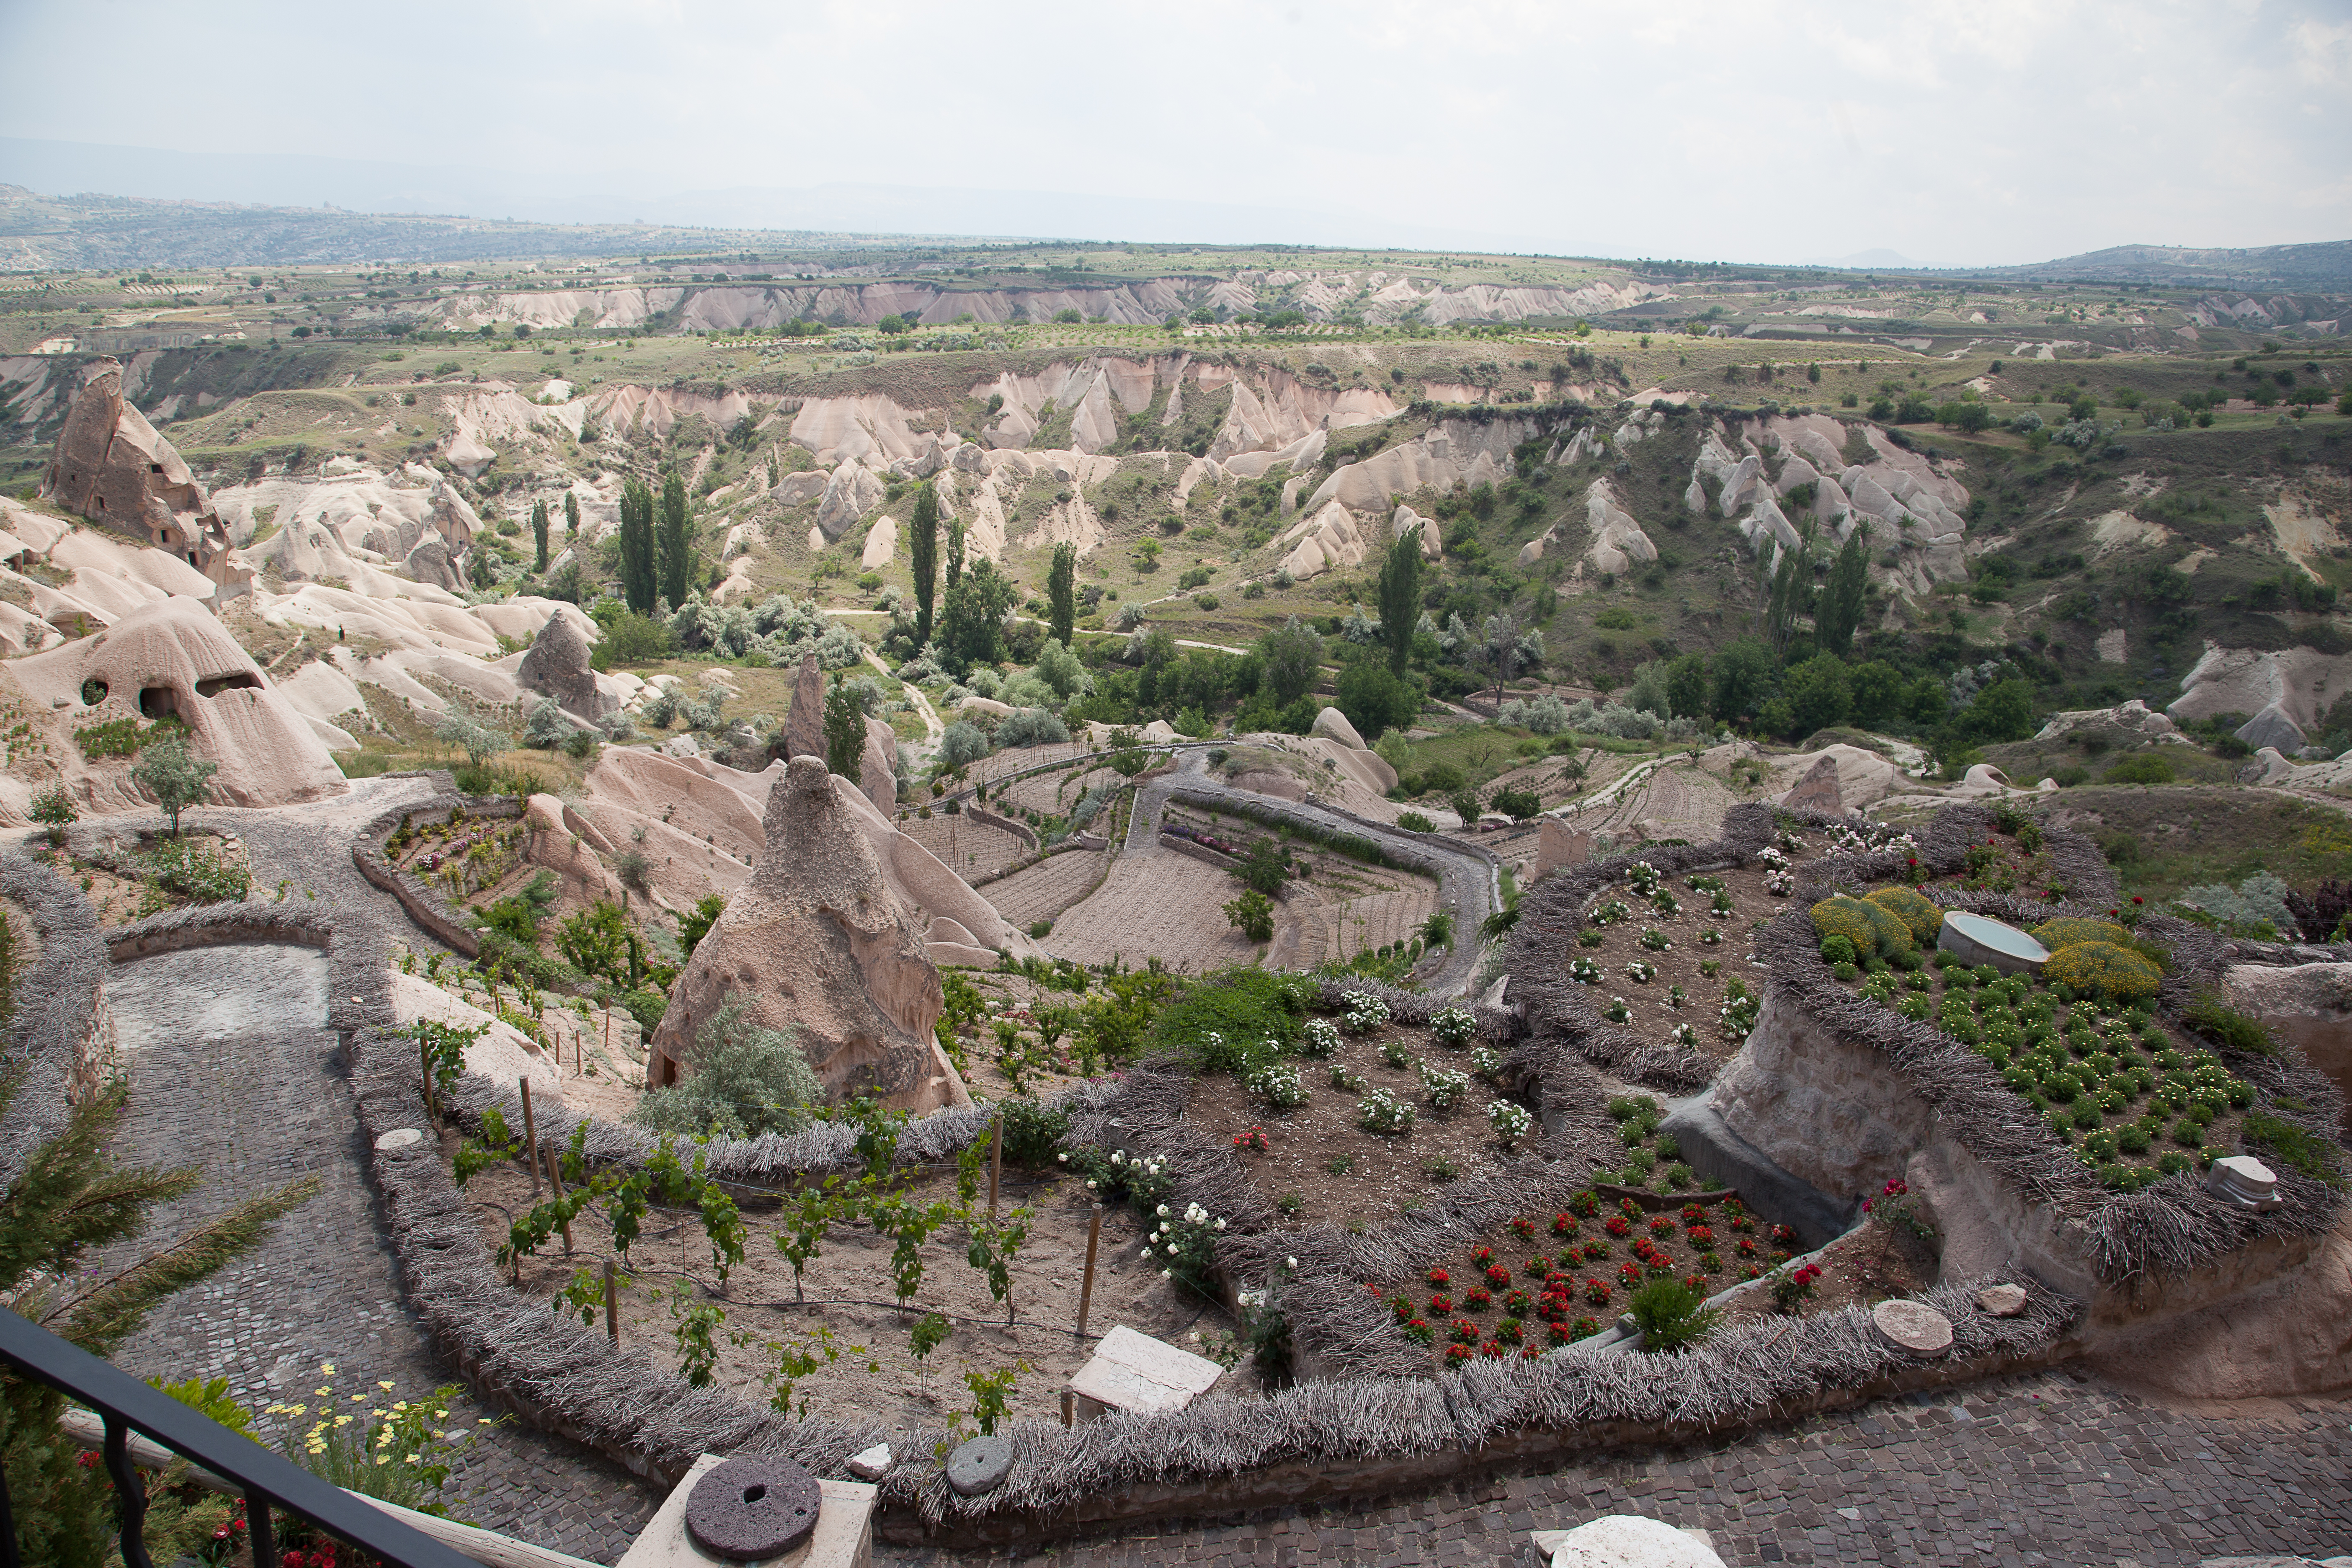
[334,1415,352,1426]
[374,1456,389,1466]
[319,1363,335,1374]
[315,1387,332,1397]
[405,1453,421,1464]
[377,1380,395,1390]
[351,1393,366,1402]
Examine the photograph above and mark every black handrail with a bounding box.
[0,1307,475,1568]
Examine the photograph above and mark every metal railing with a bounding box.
[0,1307,476,1568]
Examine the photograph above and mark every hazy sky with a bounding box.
[3,0,2347,264]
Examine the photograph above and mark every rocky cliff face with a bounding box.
[43,357,235,583]
[648,756,965,1114]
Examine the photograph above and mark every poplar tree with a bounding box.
[619,478,657,614]
[909,482,939,648]
[1047,542,1077,647]
[658,469,692,609]
[1816,532,1870,658]
[530,498,549,573]
[945,513,965,593]
[562,489,579,550]
[1377,524,1422,676]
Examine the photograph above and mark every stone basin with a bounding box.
[1936,911,2050,975]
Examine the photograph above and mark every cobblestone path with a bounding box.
[93,786,663,1564]
[880,1369,2352,1567]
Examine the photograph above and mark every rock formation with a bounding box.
[9,597,346,808]
[1782,753,1844,815]
[650,756,967,1113]
[779,652,825,763]
[2236,702,2307,755]
[516,609,616,720]
[42,357,236,584]
[860,714,899,815]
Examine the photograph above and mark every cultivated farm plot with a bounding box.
[1000,762,1123,818]
[463,1161,1236,1433]
[900,812,1028,878]
[985,848,1108,931]
[1046,851,1264,970]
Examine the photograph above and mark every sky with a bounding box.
[2,0,2347,266]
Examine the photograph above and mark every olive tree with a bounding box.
[132,736,216,836]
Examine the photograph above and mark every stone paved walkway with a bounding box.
[90,787,663,1564]
[879,1369,2352,1567]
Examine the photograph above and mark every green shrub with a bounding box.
[632,997,823,1140]
[1818,934,1858,966]
[1628,1277,1723,1354]
[2182,991,2276,1056]
[1810,895,1913,961]
[2030,917,2131,952]
[140,836,251,903]
[2042,941,2163,1006]
[2104,753,2176,785]
[2243,1110,2342,1185]
[997,1097,1071,1165]
[1865,886,1943,945]
[1153,966,1304,1075]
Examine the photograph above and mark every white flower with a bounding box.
[1161,1269,1173,1279]
[1086,1179,1098,1189]
[1141,1248,1153,1260]
[1057,1152,1068,1162]
[1214,1218,1225,1231]
[1158,1204,1171,1217]
[1286,1256,1298,1269]
[1167,1243,1181,1256]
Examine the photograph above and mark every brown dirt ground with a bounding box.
[983,848,1109,931]
[901,811,1028,879]
[1721,1215,1937,1326]
[460,1153,1244,1433]
[1186,1017,1530,1233]
[1563,860,1788,1071]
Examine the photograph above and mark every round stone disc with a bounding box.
[1873,1298,1955,1358]
[946,1434,1015,1497]
[683,1455,821,1561]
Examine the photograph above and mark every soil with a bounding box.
[1390,1193,1798,1369]
[49,830,252,927]
[901,810,1028,879]
[982,848,1109,931]
[461,1155,1244,1434]
[1162,800,1443,972]
[1044,852,1265,970]
[1186,1015,1533,1233]
[1720,1214,1938,1326]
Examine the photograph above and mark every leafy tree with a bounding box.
[1376,526,1421,676]
[619,477,658,614]
[945,511,965,594]
[132,735,215,835]
[1489,786,1541,820]
[1047,542,1077,647]
[1336,655,1421,743]
[530,498,550,573]
[29,785,76,846]
[1236,838,1289,895]
[658,469,692,610]
[1849,660,1909,727]
[678,893,727,959]
[1761,530,1814,658]
[1223,888,1275,943]
[824,674,865,778]
[563,489,579,552]
[1,1078,317,1568]
[435,707,509,769]
[1816,532,1869,658]
[1709,636,1774,723]
[1664,653,1710,720]
[1955,678,2036,743]
[909,483,940,648]
[1779,654,1853,738]
[1134,627,1177,709]
[1256,615,1322,705]
[938,558,1017,671]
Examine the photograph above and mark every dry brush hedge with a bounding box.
[0,846,112,1188]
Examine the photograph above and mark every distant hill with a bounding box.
[1986,240,2352,289]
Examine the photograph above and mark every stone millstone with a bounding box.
[1872,1299,1955,1358]
[1975,1283,2028,1318]
[373,1128,424,1151]
[946,1434,1014,1497]
[682,1455,821,1561]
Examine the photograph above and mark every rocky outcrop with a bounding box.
[1276,499,1368,580]
[779,652,825,763]
[814,463,885,540]
[2236,702,2307,754]
[2223,961,2352,1110]
[9,597,346,809]
[42,357,235,583]
[1310,706,1367,750]
[406,537,464,592]
[2167,644,2352,732]
[516,609,616,720]
[2030,699,2179,743]
[860,714,899,815]
[1580,479,1658,578]
[649,756,967,1114]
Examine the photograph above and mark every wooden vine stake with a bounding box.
[518,1079,542,1201]
[1059,1390,1074,1429]
[544,1134,574,1254]
[418,1035,436,1125]
[1075,1204,1104,1340]
[987,1115,1003,1223]
[603,1260,618,1347]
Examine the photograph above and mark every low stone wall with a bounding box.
[966,828,1112,890]
[965,803,1038,851]
[351,784,526,959]
[0,843,113,1185]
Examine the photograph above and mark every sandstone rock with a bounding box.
[1581,479,1658,578]
[403,536,464,592]
[9,597,346,809]
[2236,702,2307,755]
[1782,753,1842,815]
[42,356,234,580]
[1959,763,2013,794]
[1764,744,1902,810]
[781,652,825,763]
[1536,818,1593,879]
[516,610,616,720]
[771,471,828,507]
[2087,1209,2352,1399]
[1310,706,1367,750]
[860,714,898,815]
[2222,961,2352,1106]
[1872,1298,1954,1357]
[1390,503,1441,560]
[1535,1515,1726,1568]
[2239,746,2297,785]
[650,757,965,1113]
[845,1444,893,1481]
[814,463,885,540]
[1975,1283,2028,1318]
[660,732,700,759]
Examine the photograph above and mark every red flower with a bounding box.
[1427,1267,1450,1287]
[1485,1264,1511,1288]
[1522,1345,1543,1360]
[2132,896,2144,905]
[1647,1215,1676,1237]
[1683,1274,1707,1291]
[1604,1215,1632,1237]
[1429,1293,1452,1315]
[1470,1246,1493,1268]
[1510,1217,1537,1240]
[1619,1261,1643,1285]
[1523,1255,1552,1278]
[1552,1212,1578,1237]
[1680,1203,1707,1224]
[1446,1343,1474,1363]
[1450,1319,1480,1345]
[1464,1286,1491,1310]
[1584,1278,1612,1305]
[1687,1225,1715,1247]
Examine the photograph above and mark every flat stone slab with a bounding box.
[1532,1515,1726,1566]
[2208,1154,2285,1211]
[1069,1324,1223,1420]
[1975,1283,2029,1318]
[1874,1299,1955,1358]
[617,1452,874,1568]
[1937,911,2050,975]
[373,1127,424,1151]
[946,1435,1014,1497]
[844,1443,892,1481]
[684,1455,820,1561]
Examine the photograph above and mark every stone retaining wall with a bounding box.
[0,843,113,1185]
[351,784,526,959]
